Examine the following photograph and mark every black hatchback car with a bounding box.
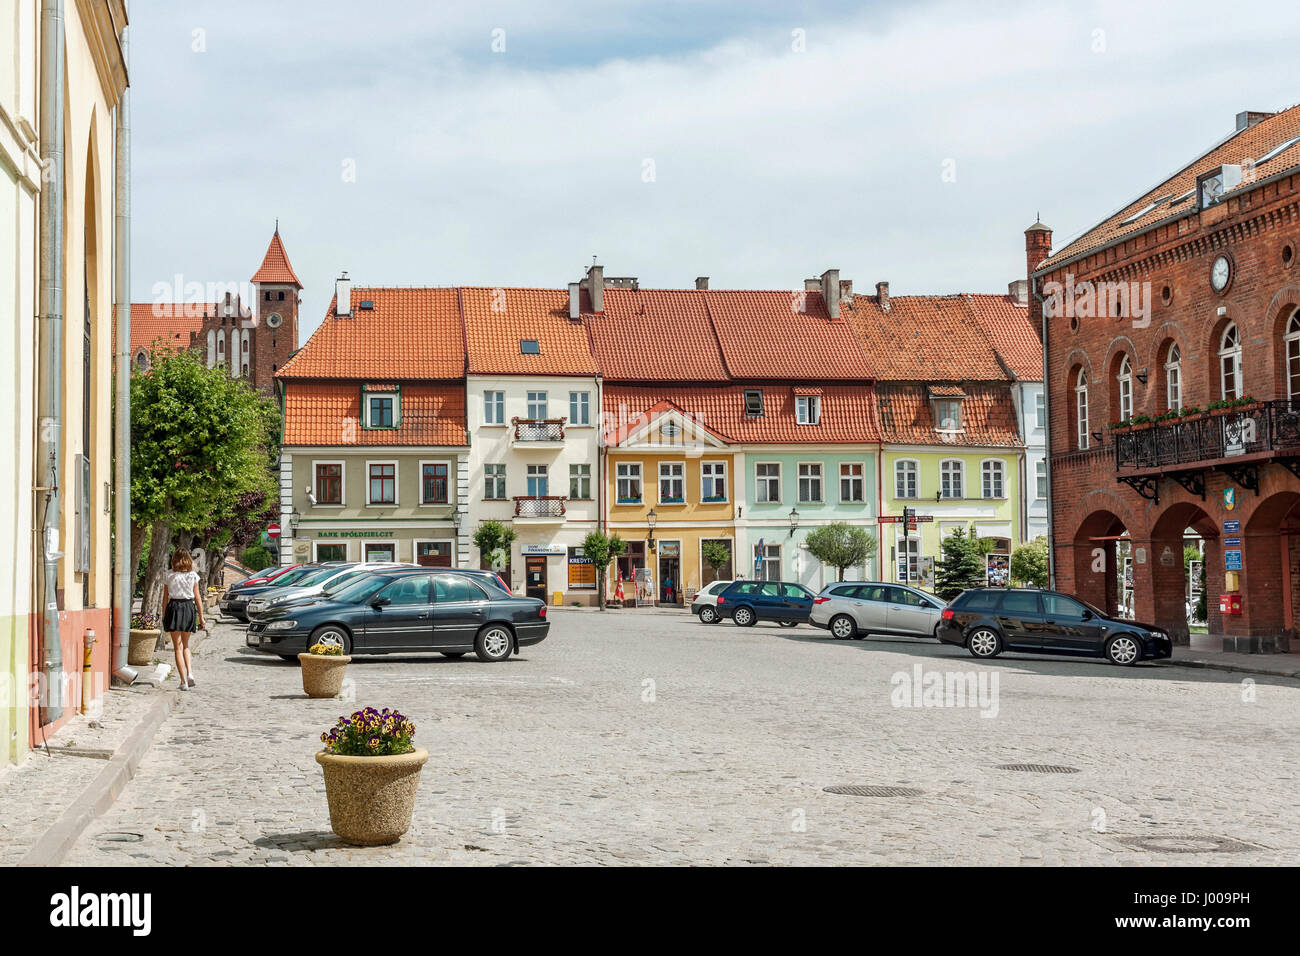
[245,568,548,662]
[714,580,815,627]
[936,587,1172,665]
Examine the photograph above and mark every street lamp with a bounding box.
[787,506,800,538]
[647,508,657,552]
[288,507,300,533]
[451,507,463,531]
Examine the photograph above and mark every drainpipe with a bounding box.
[113,9,137,684]
[36,0,66,725]
[1032,276,1056,589]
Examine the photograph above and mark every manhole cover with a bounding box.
[97,832,144,843]
[995,763,1081,774]
[823,785,924,797]
[1116,834,1253,854]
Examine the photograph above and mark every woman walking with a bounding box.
[161,550,205,690]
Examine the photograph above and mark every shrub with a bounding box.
[240,544,273,571]
[321,708,416,756]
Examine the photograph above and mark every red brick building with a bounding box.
[1034,106,1300,651]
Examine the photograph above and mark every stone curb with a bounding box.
[16,627,209,866]
[1162,657,1300,680]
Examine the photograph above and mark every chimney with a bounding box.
[568,282,580,320]
[586,263,604,313]
[876,281,890,312]
[1008,279,1029,305]
[804,278,820,292]
[839,278,853,301]
[1025,220,1052,278]
[821,269,841,318]
[336,271,351,317]
[695,276,709,290]
[1236,110,1275,131]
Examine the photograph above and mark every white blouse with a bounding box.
[165,570,201,600]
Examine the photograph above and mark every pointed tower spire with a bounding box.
[251,227,302,288]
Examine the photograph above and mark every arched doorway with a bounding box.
[1243,491,1300,647]
[1150,502,1218,644]
[1073,510,1129,615]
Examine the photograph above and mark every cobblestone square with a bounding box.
[61,611,1300,866]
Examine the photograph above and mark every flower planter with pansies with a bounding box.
[299,641,351,698]
[128,612,161,666]
[316,708,428,846]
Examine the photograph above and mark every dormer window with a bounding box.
[362,385,400,429]
[928,386,966,431]
[744,389,764,417]
[795,395,821,425]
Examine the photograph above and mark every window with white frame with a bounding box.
[1219,323,1242,400]
[526,464,548,497]
[569,391,590,425]
[1035,392,1046,429]
[569,463,592,499]
[933,398,962,430]
[798,463,823,502]
[840,463,864,502]
[1117,354,1133,422]
[940,460,963,499]
[1075,369,1089,450]
[365,392,397,429]
[484,391,505,425]
[484,464,506,499]
[895,460,918,499]
[1036,460,1047,499]
[1286,312,1300,403]
[795,395,821,425]
[754,542,781,581]
[368,462,396,504]
[701,461,727,501]
[616,462,642,503]
[421,462,449,504]
[659,462,685,502]
[981,460,1005,499]
[314,462,343,505]
[527,390,548,419]
[1165,345,1182,411]
[755,463,781,502]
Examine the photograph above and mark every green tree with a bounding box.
[701,539,733,583]
[1011,537,1050,588]
[239,544,273,571]
[935,527,986,600]
[582,530,627,610]
[130,347,279,617]
[803,523,877,581]
[473,520,517,571]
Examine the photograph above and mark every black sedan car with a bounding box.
[245,568,549,662]
[936,587,1172,665]
[220,563,334,622]
[713,580,815,627]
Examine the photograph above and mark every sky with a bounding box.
[129,0,1300,340]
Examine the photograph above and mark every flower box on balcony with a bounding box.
[616,497,642,505]
[702,496,726,503]
[659,497,685,505]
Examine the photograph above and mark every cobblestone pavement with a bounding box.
[60,610,1300,866]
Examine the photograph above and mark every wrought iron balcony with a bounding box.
[511,418,566,442]
[1113,400,1300,501]
[513,495,567,519]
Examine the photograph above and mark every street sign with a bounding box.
[1225,549,1243,571]
[267,523,281,539]
[1223,520,1240,533]
[1224,537,1241,548]
[878,515,934,523]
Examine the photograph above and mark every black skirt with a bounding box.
[163,598,198,633]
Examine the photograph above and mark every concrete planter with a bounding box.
[299,653,351,698]
[128,629,161,666]
[315,749,429,846]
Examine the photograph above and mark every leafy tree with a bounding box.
[240,544,273,571]
[935,527,986,600]
[803,523,877,581]
[701,539,733,582]
[1011,537,1049,588]
[582,530,627,610]
[130,347,279,616]
[473,520,517,571]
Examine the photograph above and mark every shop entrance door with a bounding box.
[658,545,681,604]
[525,556,548,601]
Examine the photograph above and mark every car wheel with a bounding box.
[475,625,513,662]
[440,651,466,659]
[967,627,1002,659]
[778,620,798,628]
[698,606,718,624]
[829,614,857,640]
[732,606,756,627]
[309,625,352,656]
[1105,634,1140,666]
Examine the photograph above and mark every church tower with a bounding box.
[249,225,303,393]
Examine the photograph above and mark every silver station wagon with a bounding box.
[810,582,947,641]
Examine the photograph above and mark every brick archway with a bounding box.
[1242,491,1300,649]
[1072,509,1129,616]
[1149,502,1218,644]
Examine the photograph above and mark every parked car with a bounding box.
[714,580,815,627]
[221,564,327,621]
[230,563,301,589]
[245,568,549,662]
[935,587,1173,665]
[245,562,416,617]
[690,579,734,624]
[810,582,946,640]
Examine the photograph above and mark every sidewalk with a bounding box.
[0,633,201,866]
[1164,634,1300,679]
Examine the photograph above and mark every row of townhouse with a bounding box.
[272,253,1046,606]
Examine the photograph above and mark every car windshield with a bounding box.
[325,573,395,604]
[320,569,370,595]
[261,566,313,587]
[292,567,343,587]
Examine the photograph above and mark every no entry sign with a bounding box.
[267,523,281,539]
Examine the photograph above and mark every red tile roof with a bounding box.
[876,383,1021,446]
[112,302,217,356]
[282,382,466,447]
[848,294,1011,382]
[461,287,599,376]
[966,294,1042,382]
[1040,104,1300,270]
[585,289,730,382]
[250,230,303,288]
[277,288,464,381]
[604,384,882,444]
